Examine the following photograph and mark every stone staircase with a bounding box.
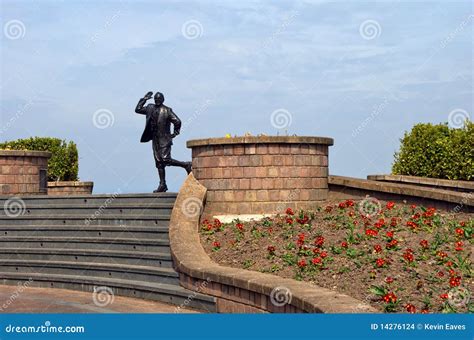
[0,193,216,312]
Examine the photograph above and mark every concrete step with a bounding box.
[0,225,169,239]
[0,236,169,252]
[0,260,180,285]
[0,248,173,267]
[0,214,171,226]
[0,193,178,205]
[0,203,175,216]
[0,272,216,312]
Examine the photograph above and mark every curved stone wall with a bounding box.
[0,150,51,195]
[187,136,333,215]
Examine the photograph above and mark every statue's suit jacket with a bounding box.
[135,98,181,147]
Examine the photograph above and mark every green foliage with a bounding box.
[392,121,473,180]
[0,137,79,181]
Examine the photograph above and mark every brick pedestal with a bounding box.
[0,150,51,195]
[187,136,334,215]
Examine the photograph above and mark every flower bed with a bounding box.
[199,199,473,313]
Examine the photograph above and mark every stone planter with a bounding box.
[47,181,94,196]
[0,150,51,195]
[187,136,334,215]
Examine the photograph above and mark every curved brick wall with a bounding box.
[187,136,333,215]
[0,150,51,195]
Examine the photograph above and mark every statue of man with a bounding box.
[135,91,192,192]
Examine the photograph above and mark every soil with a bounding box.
[199,199,473,313]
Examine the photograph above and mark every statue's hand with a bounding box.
[171,131,180,138]
[144,91,153,100]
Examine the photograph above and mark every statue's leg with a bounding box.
[153,140,168,192]
[167,159,192,174]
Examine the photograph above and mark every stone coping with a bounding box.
[187,136,334,148]
[47,181,94,187]
[169,173,375,313]
[367,174,474,191]
[330,175,473,207]
[0,150,51,158]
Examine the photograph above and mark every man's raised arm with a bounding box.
[135,91,153,114]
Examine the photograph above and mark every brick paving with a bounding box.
[0,285,201,313]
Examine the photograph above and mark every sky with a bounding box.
[0,0,472,194]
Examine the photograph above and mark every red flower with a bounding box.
[236,223,244,231]
[320,251,327,258]
[455,241,463,251]
[213,219,222,228]
[455,228,464,236]
[286,217,294,225]
[421,308,429,314]
[449,276,461,287]
[312,257,322,265]
[383,292,397,303]
[341,241,348,248]
[297,259,307,268]
[213,241,221,248]
[386,239,398,249]
[410,204,417,209]
[440,293,449,299]
[296,215,309,225]
[286,207,294,215]
[445,261,453,267]
[419,239,428,249]
[296,233,306,247]
[406,221,418,229]
[325,205,333,213]
[338,202,346,209]
[375,258,386,267]
[314,236,325,247]
[437,251,448,259]
[390,217,398,227]
[267,245,276,253]
[405,304,416,313]
[422,207,436,218]
[345,200,354,207]
[386,231,394,239]
[403,249,414,263]
[385,277,394,284]
[374,245,382,253]
[365,229,378,237]
[437,271,444,277]
[386,201,395,210]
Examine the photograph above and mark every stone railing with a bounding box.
[0,150,51,195]
[169,173,375,313]
[187,136,333,216]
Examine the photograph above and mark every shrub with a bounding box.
[0,137,79,181]
[392,121,473,181]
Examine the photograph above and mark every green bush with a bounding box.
[0,137,79,181]
[392,121,473,181]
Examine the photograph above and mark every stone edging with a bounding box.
[187,136,334,147]
[0,150,52,158]
[367,174,474,192]
[329,175,473,207]
[169,173,376,313]
[47,181,94,188]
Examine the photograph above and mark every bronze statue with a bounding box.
[135,91,192,192]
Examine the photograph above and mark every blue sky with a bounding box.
[0,0,472,193]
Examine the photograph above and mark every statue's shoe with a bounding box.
[185,162,192,175]
[153,183,168,193]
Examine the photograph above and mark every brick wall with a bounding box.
[0,150,51,195]
[48,181,94,196]
[187,136,333,215]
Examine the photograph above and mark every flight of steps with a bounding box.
[0,193,216,312]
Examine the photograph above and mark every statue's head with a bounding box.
[154,92,164,105]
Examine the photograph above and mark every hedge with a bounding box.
[0,137,79,181]
[392,121,473,181]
